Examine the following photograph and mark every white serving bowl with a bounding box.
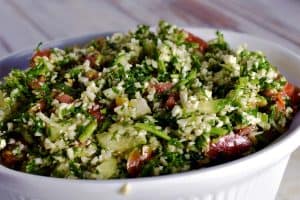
[0,28,300,200]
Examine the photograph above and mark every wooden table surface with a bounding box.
[0,0,299,199]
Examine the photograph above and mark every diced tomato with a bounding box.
[29,49,51,67]
[207,134,252,160]
[85,53,100,67]
[37,100,46,112]
[126,147,152,177]
[153,82,173,94]
[55,93,74,104]
[29,99,47,113]
[127,149,143,177]
[30,49,51,67]
[88,104,104,122]
[264,82,300,112]
[32,49,51,60]
[1,149,18,167]
[284,82,295,97]
[235,125,256,136]
[86,55,96,67]
[34,49,51,58]
[263,88,286,112]
[28,75,46,90]
[276,92,286,111]
[185,32,208,53]
[284,82,300,109]
[165,93,178,109]
[263,89,276,98]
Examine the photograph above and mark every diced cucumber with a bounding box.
[96,158,118,179]
[103,88,118,100]
[52,163,70,178]
[135,123,171,141]
[0,91,11,121]
[96,132,146,153]
[22,131,34,144]
[158,60,166,73]
[113,54,126,66]
[78,120,97,143]
[257,112,270,130]
[38,112,62,141]
[53,83,79,96]
[256,96,267,107]
[209,127,228,136]
[176,69,197,88]
[98,118,112,133]
[48,123,61,142]
[198,99,229,114]
[130,98,151,117]
[143,39,155,57]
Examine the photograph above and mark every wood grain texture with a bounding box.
[0,0,47,57]
[1,0,300,55]
[215,0,300,47]
[7,0,138,38]
[0,0,299,199]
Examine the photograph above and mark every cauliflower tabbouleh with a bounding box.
[0,21,299,179]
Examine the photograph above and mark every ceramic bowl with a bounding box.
[0,28,300,200]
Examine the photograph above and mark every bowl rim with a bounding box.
[0,27,300,185]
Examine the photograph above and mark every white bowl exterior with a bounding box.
[0,28,299,200]
[0,156,290,200]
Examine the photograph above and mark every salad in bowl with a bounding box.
[0,21,299,183]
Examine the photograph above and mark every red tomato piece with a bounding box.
[30,49,51,67]
[235,126,256,136]
[165,93,179,109]
[28,76,46,90]
[55,93,74,104]
[153,82,173,94]
[186,32,208,53]
[276,93,285,111]
[88,104,104,122]
[86,54,97,67]
[32,49,51,60]
[284,82,295,97]
[127,149,143,177]
[1,149,18,167]
[207,134,252,159]
[284,82,300,109]
[126,147,152,177]
[263,89,276,99]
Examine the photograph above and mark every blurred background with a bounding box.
[0,0,299,199]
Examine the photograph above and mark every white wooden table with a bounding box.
[0,0,299,199]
